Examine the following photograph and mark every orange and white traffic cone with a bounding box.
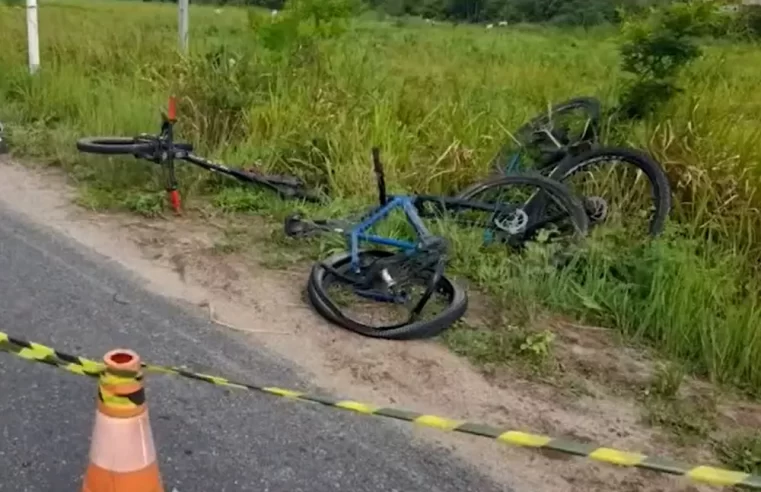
[82,349,164,492]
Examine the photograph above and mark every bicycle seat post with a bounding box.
[372,147,387,206]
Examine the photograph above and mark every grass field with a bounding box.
[1,0,761,396]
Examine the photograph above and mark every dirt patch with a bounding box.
[0,158,727,492]
[720,401,761,429]
[552,320,655,391]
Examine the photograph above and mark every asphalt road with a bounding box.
[0,202,508,492]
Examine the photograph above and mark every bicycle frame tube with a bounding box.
[157,118,181,213]
[415,195,522,215]
[178,151,238,176]
[179,152,287,194]
[348,195,433,273]
[402,198,432,237]
[504,151,522,174]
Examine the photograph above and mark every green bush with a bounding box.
[738,4,761,38]
[617,0,720,119]
[248,0,360,53]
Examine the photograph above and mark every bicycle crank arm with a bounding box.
[353,288,408,304]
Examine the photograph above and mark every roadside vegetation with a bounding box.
[1,0,760,473]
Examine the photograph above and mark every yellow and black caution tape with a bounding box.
[2,330,760,490]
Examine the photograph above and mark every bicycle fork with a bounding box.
[163,160,181,214]
[161,96,181,214]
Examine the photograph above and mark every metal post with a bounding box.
[26,0,40,74]
[178,0,189,53]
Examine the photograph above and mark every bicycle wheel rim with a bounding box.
[495,97,602,174]
[307,249,467,340]
[514,97,601,141]
[553,147,672,237]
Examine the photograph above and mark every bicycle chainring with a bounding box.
[585,196,608,223]
[494,209,529,235]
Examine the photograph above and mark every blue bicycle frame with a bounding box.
[347,194,433,274]
[287,146,530,275]
[503,151,523,174]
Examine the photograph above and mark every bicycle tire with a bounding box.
[307,249,468,340]
[513,96,601,142]
[456,173,590,240]
[550,147,672,236]
[494,96,602,174]
[76,137,193,155]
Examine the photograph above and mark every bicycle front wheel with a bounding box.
[550,147,672,237]
[76,137,193,155]
[76,137,155,155]
[307,249,468,340]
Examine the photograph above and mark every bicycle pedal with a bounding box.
[284,214,334,238]
[284,213,307,237]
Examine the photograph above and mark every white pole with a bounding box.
[178,0,189,53]
[26,0,40,74]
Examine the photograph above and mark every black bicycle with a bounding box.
[466,96,672,237]
[75,97,324,212]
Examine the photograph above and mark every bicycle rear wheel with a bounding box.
[307,249,468,340]
[550,147,672,237]
[76,136,193,155]
[455,173,590,246]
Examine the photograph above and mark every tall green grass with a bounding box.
[1,0,761,394]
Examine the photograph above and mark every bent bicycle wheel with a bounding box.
[76,136,193,155]
[456,173,590,247]
[307,249,468,340]
[550,147,672,237]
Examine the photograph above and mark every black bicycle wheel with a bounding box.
[307,249,468,340]
[76,137,155,155]
[513,96,601,145]
[76,137,193,155]
[494,96,602,174]
[549,147,672,237]
[455,173,590,245]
